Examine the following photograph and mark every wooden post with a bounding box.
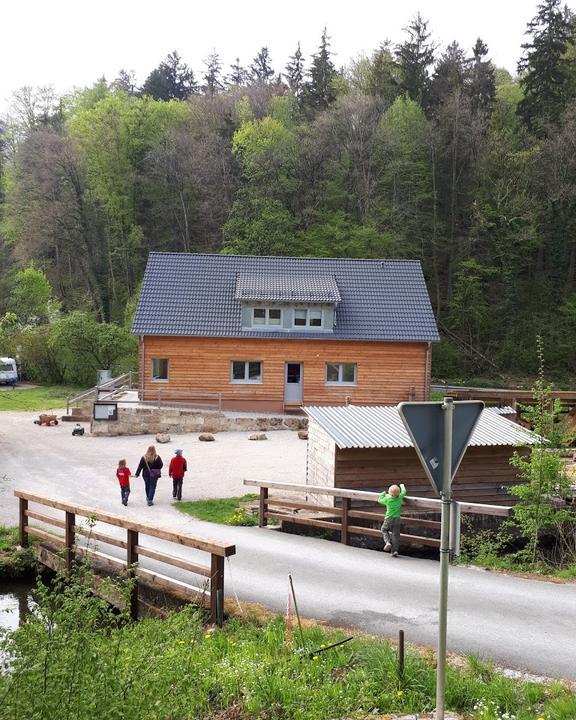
[210,554,225,626]
[398,629,405,683]
[19,497,28,548]
[126,529,139,620]
[259,487,269,527]
[65,511,75,574]
[341,497,350,545]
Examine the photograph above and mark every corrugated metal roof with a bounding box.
[486,406,516,415]
[235,273,342,303]
[132,253,440,342]
[304,405,538,450]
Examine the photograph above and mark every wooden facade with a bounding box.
[140,336,431,412]
[307,419,527,506]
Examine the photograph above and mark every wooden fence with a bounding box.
[15,490,235,624]
[244,479,512,554]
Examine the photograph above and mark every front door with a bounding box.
[284,362,303,403]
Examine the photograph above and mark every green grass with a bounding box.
[1,572,575,720]
[0,525,19,552]
[178,494,259,525]
[0,384,86,412]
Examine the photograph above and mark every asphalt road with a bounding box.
[2,410,575,680]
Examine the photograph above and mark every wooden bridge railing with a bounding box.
[244,479,512,556]
[15,490,235,624]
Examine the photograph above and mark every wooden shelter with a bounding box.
[305,405,539,505]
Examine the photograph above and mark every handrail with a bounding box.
[16,490,235,623]
[243,479,512,517]
[66,371,135,414]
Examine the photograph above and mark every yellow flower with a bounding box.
[204,633,211,639]
[312,655,319,661]
[178,640,185,645]
[320,644,326,648]
[396,690,404,698]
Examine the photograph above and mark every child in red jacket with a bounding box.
[169,449,187,501]
[116,459,131,506]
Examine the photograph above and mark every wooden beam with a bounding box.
[341,497,350,545]
[210,555,225,627]
[127,529,139,620]
[135,545,211,577]
[25,509,66,529]
[65,511,75,574]
[25,525,64,545]
[244,480,511,516]
[19,497,28,547]
[74,526,128,549]
[267,499,343,514]
[14,490,236,557]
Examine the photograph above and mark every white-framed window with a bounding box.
[152,358,169,381]
[293,308,323,328]
[252,307,282,327]
[231,360,263,383]
[325,362,356,385]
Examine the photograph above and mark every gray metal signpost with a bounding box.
[398,397,483,720]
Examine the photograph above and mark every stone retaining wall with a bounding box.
[90,406,308,436]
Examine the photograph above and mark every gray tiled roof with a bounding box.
[305,405,538,449]
[132,253,440,342]
[235,273,342,303]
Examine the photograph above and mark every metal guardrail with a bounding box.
[66,371,135,414]
[244,479,512,556]
[16,490,235,624]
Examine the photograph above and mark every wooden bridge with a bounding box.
[16,490,235,624]
[244,479,512,555]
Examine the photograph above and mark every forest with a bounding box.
[1,0,576,386]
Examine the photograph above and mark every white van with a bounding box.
[0,357,18,385]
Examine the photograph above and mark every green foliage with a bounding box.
[177,494,258,524]
[48,312,136,385]
[9,266,59,324]
[223,196,298,256]
[1,566,574,719]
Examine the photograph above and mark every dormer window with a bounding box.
[253,307,282,327]
[294,308,323,328]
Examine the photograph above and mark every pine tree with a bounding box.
[202,51,224,95]
[249,47,275,83]
[227,57,247,86]
[430,41,470,107]
[518,0,576,130]
[366,43,400,104]
[285,42,305,98]
[468,38,496,113]
[303,28,338,111]
[141,51,198,100]
[396,13,436,107]
[111,69,137,96]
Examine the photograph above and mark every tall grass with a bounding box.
[0,565,574,719]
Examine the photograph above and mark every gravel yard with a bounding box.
[0,410,306,526]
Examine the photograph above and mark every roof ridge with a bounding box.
[148,252,422,264]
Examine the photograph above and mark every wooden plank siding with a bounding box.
[141,336,430,412]
[334,445,528,506]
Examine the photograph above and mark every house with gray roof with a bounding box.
[132,253,439,412]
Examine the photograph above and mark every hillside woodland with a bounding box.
[2,1,576,385]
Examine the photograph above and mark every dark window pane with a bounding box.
[152,359,169,380]
[253,308,266,325]
[269,309,281,325]
[248,361,262,380]
[294,309,307,326]
[232,361,246,380]
[287,363,301,383]
[309,310,322,327]
[342,364,356,383]
[326,364,339,383]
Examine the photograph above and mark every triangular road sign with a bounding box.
[397,400,484,496]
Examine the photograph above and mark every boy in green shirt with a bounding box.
[377,483,407,557]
